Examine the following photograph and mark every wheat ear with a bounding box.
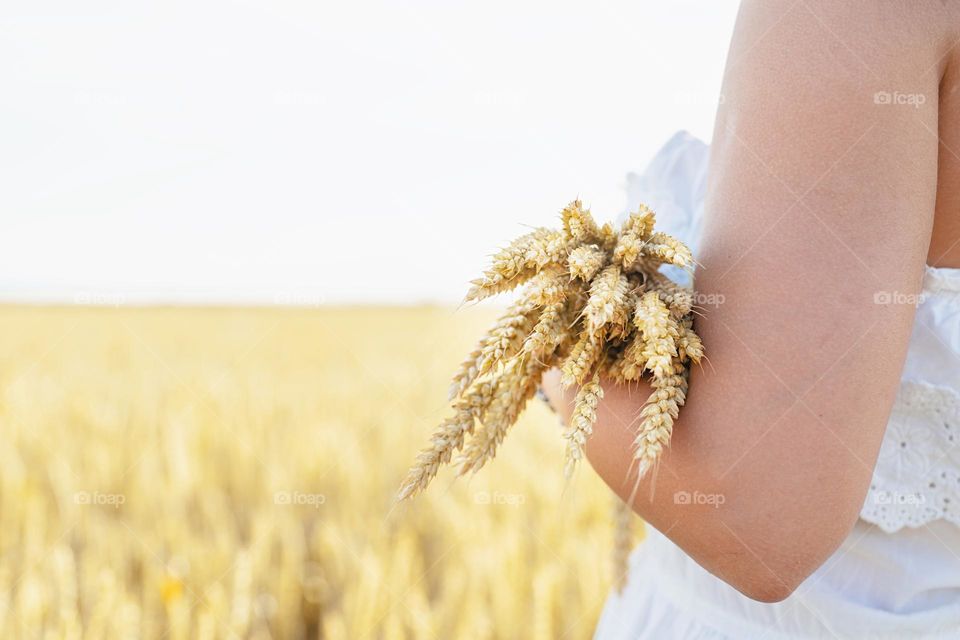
[560,329,601,388]
[478,297,539,374]
[632,357,688,479]
[523,301,567,358]
[457,356,547,475]
[584,265,631,336]
[642,231,694,270]
[465,228,560,302]
[560,200,600,244]
[397,381,494,500]
[562,371,603,479]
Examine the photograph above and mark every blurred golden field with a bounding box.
[0,305,635,639]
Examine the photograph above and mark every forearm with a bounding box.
[540,368,856,603]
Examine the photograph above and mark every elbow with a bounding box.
[713,551,818,604]
[710,505,862,604]
[704,540,810,603]
[729,570,803,604]
[753,585,797,604]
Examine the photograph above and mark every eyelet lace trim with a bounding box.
[860,380,960,532]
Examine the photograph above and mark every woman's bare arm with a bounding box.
[543,0,957,602]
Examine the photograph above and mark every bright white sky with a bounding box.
[0,1,739,305]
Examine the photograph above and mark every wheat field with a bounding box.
[0,305,637,639]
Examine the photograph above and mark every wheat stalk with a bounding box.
[612,498,634,592]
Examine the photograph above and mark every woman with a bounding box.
[542,1,960,637]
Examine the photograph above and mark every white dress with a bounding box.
[595,132,960,639]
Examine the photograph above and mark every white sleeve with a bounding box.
[619,130,710,286]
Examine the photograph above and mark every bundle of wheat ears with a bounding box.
[398,200,704,506]
[397,200,704,588]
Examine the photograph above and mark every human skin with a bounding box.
[542,0,960,603]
